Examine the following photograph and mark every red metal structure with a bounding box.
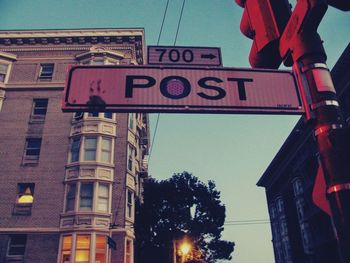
[236,0,350,261]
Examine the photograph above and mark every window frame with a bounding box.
[38,63,54,80]
[60,233,108,263]
[79,182,94,211]
[83,137,97,161]
[24,138,42,158]
[7,235,27,258]
[31,98,48,117]
[126,189,134,220]
[0,62,10,83]
[101,137,112,163]
[97,183,110,213]
[127,145,135,172]
[70,137,81,163]
[65,183,77,212]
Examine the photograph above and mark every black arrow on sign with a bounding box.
[201,53,216,60]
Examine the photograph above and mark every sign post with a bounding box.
[62,65,303,115]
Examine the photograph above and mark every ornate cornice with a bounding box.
[0,28,145,64]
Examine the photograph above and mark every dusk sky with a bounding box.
[1,0,349,262]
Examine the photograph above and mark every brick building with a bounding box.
[257,43,350,263]
[0,29,150,263]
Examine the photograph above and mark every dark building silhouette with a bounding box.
[257,43,350,263]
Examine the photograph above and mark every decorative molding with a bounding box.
[0,227,60,233]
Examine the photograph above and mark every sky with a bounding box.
[1,1,349,262]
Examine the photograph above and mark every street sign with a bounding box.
[147,46,222,66]
[62,65,303,114]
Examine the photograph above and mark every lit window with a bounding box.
[127,190,134,219]
[127,145,134,172]
[0,63,9,83]
[61,235,72,263]
[75,235,90,262]
[101,138,112,163]
[126,239,132,263]
[70,137,81,162]
[65,183,76,212]
[104,112,113,119]
[84,137,97,161]
[7,235,27,258]
[79,183,93,211]
[17,183,35,204]
[96,235,107,263]
[38,63,54,80]
[32,98,48,116]
[97,183,109,212]
[128,113,134,130]
[25,138,42,157]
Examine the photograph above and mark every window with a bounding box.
[61,235,72,263]
[292,178,304,196]
[24,138,42,158]
[65,183,76,212]
[128,113,134,130]
[97,183,109,212]
[79,183,93,211]
[17,183,35,204]
[96,235,107,263]
[88,112,99,117]
[127,145,134,172]
[73,112,84,121]
[104,112,113,119]
[38,63,54,80]
[7,235,27,258]
[0,63,9,83]
[70,137,81,162]
[101,138,112,163]
[126,239,132,263]
[84,137,97,161]
[32,98,48,116]
[60,234,107,263]
[13,183,35,215]
[75,235,90,262]
[127,189,134,219]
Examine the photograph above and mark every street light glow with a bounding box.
[180,242,191,255]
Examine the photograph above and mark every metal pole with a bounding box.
[292,31,350,262]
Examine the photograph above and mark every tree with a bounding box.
[135,172,235,263]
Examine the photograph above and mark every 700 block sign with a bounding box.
[147,46,222,66]
[62,65,303,114]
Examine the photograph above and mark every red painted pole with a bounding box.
[292,31,350,262]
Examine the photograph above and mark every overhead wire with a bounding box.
[149,0,187,163]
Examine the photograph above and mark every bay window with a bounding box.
[84,137,97,161]
[79,183,93,211]
[97,183,109,212]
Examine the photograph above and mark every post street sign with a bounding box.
[147,46,222,67]
[62,65,303,114]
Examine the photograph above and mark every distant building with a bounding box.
[0,29,150,263]
[257,43,350,263]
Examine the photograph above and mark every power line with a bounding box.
[149,1,187,163]
[174,0,186,46]
[157,0,170,45]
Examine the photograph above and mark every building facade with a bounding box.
[0,29,150,263]
[257,43,350,263]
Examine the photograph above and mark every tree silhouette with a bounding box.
[135,172,234,263]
